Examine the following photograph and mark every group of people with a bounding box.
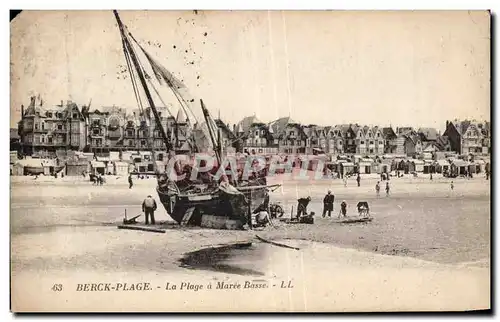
[375,181,391,197]
[295,191,349,220]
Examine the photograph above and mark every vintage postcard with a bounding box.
[10,10,490,312]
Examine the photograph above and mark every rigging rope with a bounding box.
[127,32,198,125]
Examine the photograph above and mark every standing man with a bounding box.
[322,190,335,218]
[142,195,158,225]
[375,181,381,197]
[356,173,361,187]
[296,196,311,220]
[128,174,133,189]
[385,181,390,197]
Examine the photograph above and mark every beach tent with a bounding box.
[452,160,469,175]
[358,158,373,174]
[91,161,106,175]
[412,159,425,172]
[435,160,450,173]
[423,160,436,174]
[66,161,90,176]
[474,159,485,173]
[114,161,129,176]
[11,162,24,176]
[339,162,355,175]
[10,151,18,164]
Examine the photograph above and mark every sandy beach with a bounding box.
[10,172,490,312]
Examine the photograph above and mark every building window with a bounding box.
[369,149,374,153]
[129,140,134,146]
[35,123,39,130]
[57,124,63,130]
[379,141,383,144]
[93,129,100,135]
[370,141,374,145]
[369,133,372,137]
[48,137,53,144]
[47,112,53,118]
[361,141,365,144]
[127,130,134,136]
[41,123,45,130]
[73,113,78,119]
[141,140,146,146]
[41,136,45,143]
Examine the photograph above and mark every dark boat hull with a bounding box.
[156,180,269,229]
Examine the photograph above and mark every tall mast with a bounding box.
[113,10,170,152]
[200,99,221,165]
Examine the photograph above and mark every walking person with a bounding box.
[375,181,381,197]
[450,181,454,191]
[322,190,335,218]
[385,181,390,197]
[128,174,133,189]
[356,173,361,187]
[142,195,158,225]
[343,176,348,187]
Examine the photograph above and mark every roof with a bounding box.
[418,128,438,141]
[91,161,106,168]
[16,159,46,167]
[270,117,296,135]
[176,109,187,123]
[382,127,397,139]
[436,160,450,166]
[237,115,263,134]
[452,160,469,167]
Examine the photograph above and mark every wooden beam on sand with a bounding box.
[117,225,166,233]
[255,235,300,250]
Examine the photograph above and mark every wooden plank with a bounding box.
[181,207,195,226]
[334,217,373,224]
[117,225,166,233]
[255,235,300,250]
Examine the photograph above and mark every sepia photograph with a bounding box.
[9,9,491,312]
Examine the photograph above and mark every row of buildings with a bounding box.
[12,95,491,159]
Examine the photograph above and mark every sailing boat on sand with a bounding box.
[113,10,279,230]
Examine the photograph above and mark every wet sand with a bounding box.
[10,173,490,311]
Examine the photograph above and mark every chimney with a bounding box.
[233,124,236,134]
[60,100,63,106]
[158,112,162,118]
[21,105,24,117]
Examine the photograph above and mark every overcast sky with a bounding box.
[10,10,490,131]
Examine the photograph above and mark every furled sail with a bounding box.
[122,28,215,153]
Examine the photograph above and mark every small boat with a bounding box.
[113,11,278,230]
